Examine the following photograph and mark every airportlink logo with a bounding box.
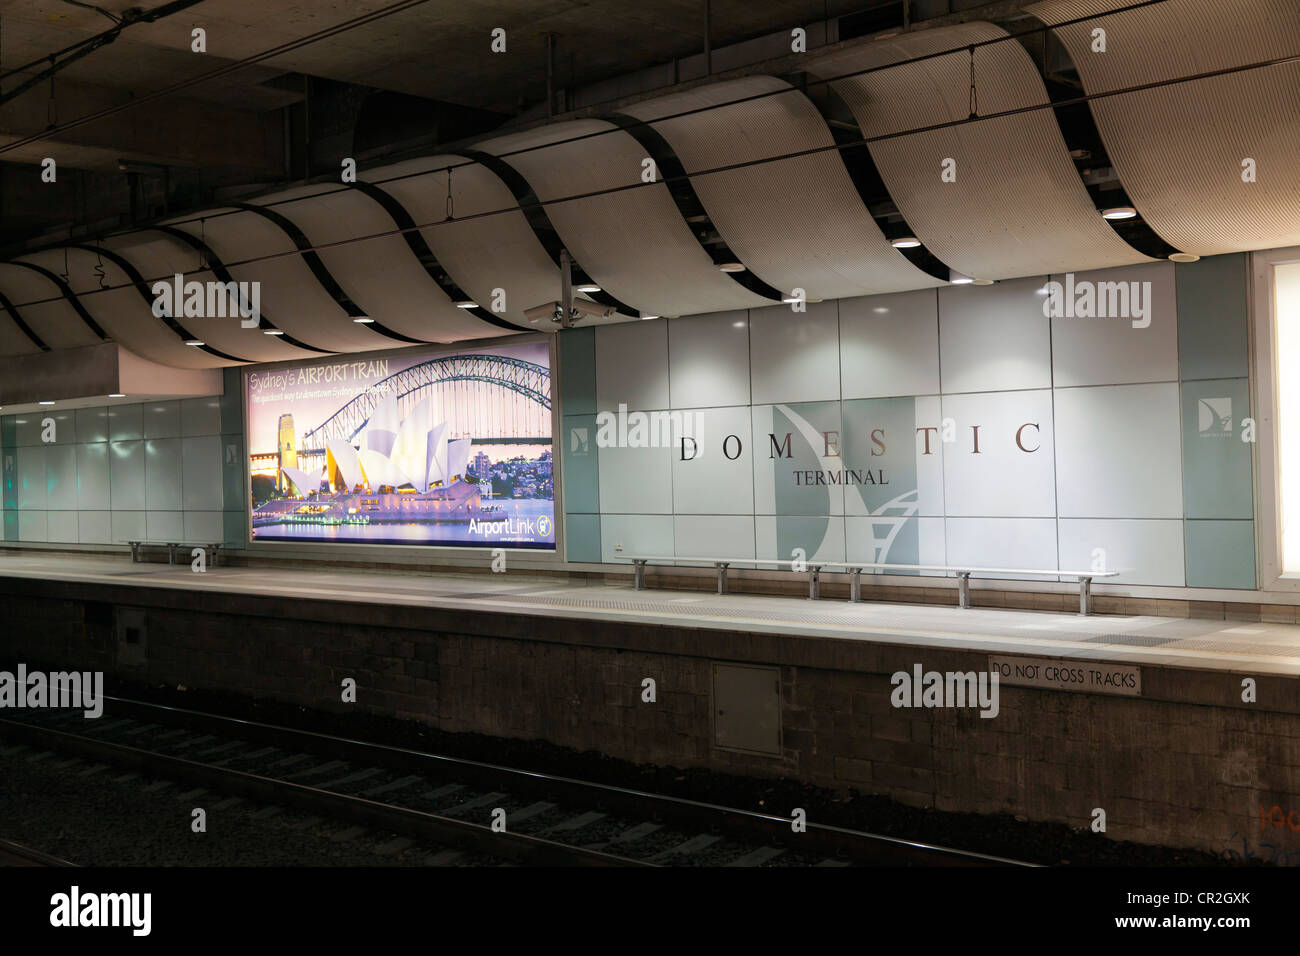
[890,664,999,718]
[151,273,262,328]
[0,664,103,718]
[1042,272,1152,328]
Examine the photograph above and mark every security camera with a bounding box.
[524,298,617,325]
[524,301,563,323]
[569,298,617,320]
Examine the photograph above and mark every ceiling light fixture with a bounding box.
[718,262,746,273]
[38,400,55,405]
[872,307,889,314]
[108,393,126,398]
[639,312,660,320]
[1101,206,1137,220]
[575,283,601,293]
[264,329,285,335]
[890,237,921,249]
[453,300,478,309]
[973,278,995,286]
[1169,252,1201,263]
[948,271,974,285]
[732,321,746,328]
[184,339,205,346]
[353,316,375,323]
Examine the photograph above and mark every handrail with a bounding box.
[620,555,1119,615]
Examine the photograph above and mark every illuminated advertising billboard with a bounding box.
[246,342,554,549]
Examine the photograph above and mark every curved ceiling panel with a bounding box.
[0,298,42,357]
[103,231,314,364]
[475,119,772,316]
[249,182,506,343]
[621,75,942,298]
[366,156,563,330]
[1029,0,1300,255]
[806,22,1149,279]
[162,207,385,354]
[17,248,225,369]
[0,264,102,351]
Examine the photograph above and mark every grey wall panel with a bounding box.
[143,401,181,439]
[939,278,1052,393]
[46,510,78,543]
[622,76,942,298]
[668,311,751,409]
[181,397,222,437]
[478,120,770,316]
[595,321,670,412]
[44,444,77,510]
[182,436,223,512]
[144,438,183,512]
[76,442,110,511]
[840,289,940,399]
[807,23,1147,279]
[109,440,145,512]
[16,447,44,510]
[749,301,841,405]
[76,407,109,444]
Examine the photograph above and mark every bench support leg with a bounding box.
[1079,577,1092,616]
[716,562,729,595]
[633,560,647,591]
[850,568,861,604]
[130,542,140,563]
[167,544,177,565]
[809,566,821,600]
[957,572,971,609]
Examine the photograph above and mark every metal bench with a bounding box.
[127,540,222,567]
[625,555,1119,615]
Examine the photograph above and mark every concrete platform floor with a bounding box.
[0,552,1298,675]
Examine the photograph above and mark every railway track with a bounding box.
[0,837,76,867]
[0,697,1035,868]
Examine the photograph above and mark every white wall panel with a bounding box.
[1050,261,1179,387]
[673,515,755,560]
[146,511,184,541]
[110,510,145,544]
[78,511,111,545]
[46,510,78,543]
[939,278,1052,393]
[597,442,673,515]
[755,515,846,564]
[181,397,222,437]
[1057,518,1186,586]
[749,300,840,405]
[143,401,181,439]
[1054,383,1182,518]
[840,290,940,399]
[668,312,750,409]
[17,447,45,510]
[595,321,669,412]
[19,511,47,542]
[671,405,753,515]
[945,517,1060,580]
[184,511,225,543]
[940,390,1056,518]
[600,514,674,563]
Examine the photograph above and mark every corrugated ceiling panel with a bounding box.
[18,249,221,369]
[807,21,1148,278]
[1029,0,1300,254]
[163,208,382,353]
[104,231,311,363]
[363,156,553,332]
[0,264,101,351]
[249,182,498,342]
[476,119,771,316]
[622,75,942,298]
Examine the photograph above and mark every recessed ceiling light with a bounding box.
[108,393,125,398]
[782,295,802,303]
[949,271,974,285]
[718,262,746,273]
[264,329,284,335]
[890,237,921,249]
[1101,206,1137,220]
[973,278,995,286]
[353,316,374,323]
[575,283,601,293]
[639,312,660,320]
[453,300,478,309]
[872,307,889,313]
[732,320,746,328]
[184,339,205,346]
[38,400,55,405]
[1169,252,1200,263]
[1036,286,1050,295]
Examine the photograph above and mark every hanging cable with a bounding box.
[968,44,978,119]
